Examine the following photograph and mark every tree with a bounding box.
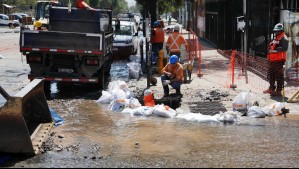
[98,0,129,16]
[135,0,184,16]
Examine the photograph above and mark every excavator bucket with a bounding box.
[0,79,54,155]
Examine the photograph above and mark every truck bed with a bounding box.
[20,29,109,53]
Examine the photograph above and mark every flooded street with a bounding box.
[6,98,299,168]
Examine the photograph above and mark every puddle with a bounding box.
[46,99,299,164]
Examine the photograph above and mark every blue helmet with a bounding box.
[169,55,179,64]
[153,21,159,27]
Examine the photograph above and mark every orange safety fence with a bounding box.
[218,49,299,99]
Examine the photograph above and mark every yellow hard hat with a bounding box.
[34,20,42,28]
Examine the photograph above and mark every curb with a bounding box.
[0,30,20,34]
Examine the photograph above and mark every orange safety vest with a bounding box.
[166,32,188,53]
[150,28,165,44]
[162,63,184,81]
[267,32,287,62]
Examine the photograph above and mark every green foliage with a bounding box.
[4,0,129,16]
[98,0,129,15]
[135,0,184,14]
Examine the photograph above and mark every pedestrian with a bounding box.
[168,15,172,25]
[76,0,96,11]
[263,23,289,97]
[166,25,188,60]
[150,21,165,65]
[161,55,184,97]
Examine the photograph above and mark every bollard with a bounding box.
[230,50,237,88]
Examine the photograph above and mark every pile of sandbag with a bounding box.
[96,81,244,123]
[96,81,178,118]
[232,91,287,118]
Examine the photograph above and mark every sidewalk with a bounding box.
[127,19,299,116]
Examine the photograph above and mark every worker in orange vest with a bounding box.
[150,21,165,65]
[76,0,96,11]
[166,25,188,59]
[263,23,289,97]
[161,55,184,97]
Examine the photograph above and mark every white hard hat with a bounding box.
[273,23,284,32]
[174,25,180,32]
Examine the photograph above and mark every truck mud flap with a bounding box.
[0,79,54,155]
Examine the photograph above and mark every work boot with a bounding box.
[163,93,169,98]
[176,89,183,97]
[263,89,274,94]
[270,90,282,97]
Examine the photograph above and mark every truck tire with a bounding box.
[97,68,105,89]
[42,81,51,99]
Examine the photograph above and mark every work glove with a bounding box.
[162,80,171,86]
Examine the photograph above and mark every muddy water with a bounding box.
[44,99,299,167]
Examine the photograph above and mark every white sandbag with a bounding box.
[216,111,242,123]
[247,106,266,118]
[153,104,177,118]
[176,113,219,123]
[108,99,126,112]
[121,107,135,116]
[118,81,129,91]
[125,89,132,99]
[127,62,141,79]
[111,89,127,100]
[133,106,154,116]
[96,91,114,104]
[232,92,253,111]
[121,106,154,117]
[108,81,121,93]
[128,98,142,109]
[262,102,286,117]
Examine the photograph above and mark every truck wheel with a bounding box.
[43,81,51,98]
[97,68,105,89]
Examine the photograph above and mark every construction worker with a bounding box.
[76,0,96,11]
[150,21,165,65]
[166,25,188,59]
[263,23,289,97]
[161,55,184,97]
[33,20,47,31]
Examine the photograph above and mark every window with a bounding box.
[115,25,132,36]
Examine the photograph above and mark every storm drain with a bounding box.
[187,101,227,115]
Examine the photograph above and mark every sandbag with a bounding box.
[122,106,154,117]
[232,92,253,111]
[176,113,219,123]
[247,106,266,118]
[262,102,286,117]
[96,91,114,104]
[216,111,242,123]
[153,104,177,118]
